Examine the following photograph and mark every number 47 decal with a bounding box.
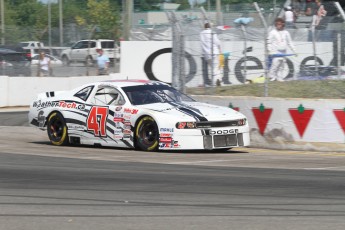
[87,106,108,137]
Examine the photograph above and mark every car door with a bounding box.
[70,41,84,61]
[81,41,95,62]
[86,86,128,146]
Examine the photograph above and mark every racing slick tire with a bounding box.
[85,56,94,67]
[62,56,70,66]
[47,112,69,146]
[135,116,159,151]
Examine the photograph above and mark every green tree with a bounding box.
[4,0,49,44]
[87,0,120,39]
[63,0,88,25]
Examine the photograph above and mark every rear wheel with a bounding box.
[62,56,70,66]
[47,112,69,146]
[85,56,94,67]
[135,116,159,151]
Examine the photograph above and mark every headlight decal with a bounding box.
[176,122,196,129]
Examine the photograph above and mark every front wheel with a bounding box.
[47,112,69,146]
[135,116,159,151]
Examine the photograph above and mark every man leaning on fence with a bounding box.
[267,18,297,82]
[200,22,222,86]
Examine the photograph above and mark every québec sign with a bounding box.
[121,41,336,86]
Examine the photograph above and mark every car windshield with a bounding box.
[123,84,195,105]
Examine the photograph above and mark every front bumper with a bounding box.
[158,127,250,150]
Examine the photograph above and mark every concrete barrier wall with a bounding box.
[1,75,345,151]
[0,74,122,107]
[193,95,345,151]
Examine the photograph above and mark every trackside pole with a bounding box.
[170,12,185,93]
[240,24,247,83]
[334,2,345,78]
[311,16,319,79]
[253,2,269,97]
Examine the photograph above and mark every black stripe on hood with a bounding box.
[169,102,208,122]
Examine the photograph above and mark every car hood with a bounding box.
[138,101,245,121]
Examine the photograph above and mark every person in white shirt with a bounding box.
[37,52,51,77]
[284,6,295,29]
[200,22,222,86]
[267,18,296,82]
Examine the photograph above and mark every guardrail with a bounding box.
[0,74,121,107]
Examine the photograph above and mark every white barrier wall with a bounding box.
[193,95,345,151]
[0,74,122,107]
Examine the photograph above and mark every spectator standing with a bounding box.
[96,48,110,75]
[305,0,315,16]
[200,22,222,86]
[37,52,51,77]
[314,0,327,27]
[284,6,296,28]
[267,18,297,82]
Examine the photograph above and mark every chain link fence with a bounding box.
[156,1,345,98]
[1,1,345,99]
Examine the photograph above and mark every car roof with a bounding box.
[32,53,53,57]
[99,79,169,87]
[79,39,114,42]
[77,80,169,90]
[20,41,40,43]
[0,48,21,54]
[70,80,171,97]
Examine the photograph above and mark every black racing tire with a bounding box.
[47,112,69,146]
[135,116,159,151]
[85,56,94,67]
[62,56,70,66]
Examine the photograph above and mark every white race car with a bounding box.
[28,80,250,151]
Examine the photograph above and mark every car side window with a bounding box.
[72,42,83,49]
[91,87,126,106]
[84,41,93,49]
[101,41,114,49]
[74,86,94,101]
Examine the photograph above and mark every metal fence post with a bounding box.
[179,33,186,93]
[254,2,269,97]
[165,11,179,89]
[240,24,247,83]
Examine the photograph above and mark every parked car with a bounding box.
[60,39,120,66]
[19,41,44,48]
[0,45,32,61]
[0,48,31,76]
[28,80,250,151]
[31,53,63,66]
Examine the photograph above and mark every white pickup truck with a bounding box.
[19,41,45,48]
[60,39,120,66]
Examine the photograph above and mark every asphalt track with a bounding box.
[0,111,345,230]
